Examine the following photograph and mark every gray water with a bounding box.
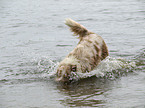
[0,0,145,108]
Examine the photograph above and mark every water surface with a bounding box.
[0,0,145,108]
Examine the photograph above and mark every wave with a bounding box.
[3,55,138,83]
[40,56,136,81]
[69,56,136,81]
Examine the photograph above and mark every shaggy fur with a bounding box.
[56,18,109,82]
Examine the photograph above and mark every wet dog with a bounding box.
[56,18,109,82]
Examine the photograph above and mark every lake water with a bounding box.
[0,0,145,108]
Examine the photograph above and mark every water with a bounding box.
[0,0,145,107]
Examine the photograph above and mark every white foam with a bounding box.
[71,56,136,80]
[39,56,136,80]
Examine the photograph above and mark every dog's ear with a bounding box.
[71,65,77,72]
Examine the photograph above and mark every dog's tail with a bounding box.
[65,18,91,38]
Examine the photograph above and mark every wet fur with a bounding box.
[56,18,109,82]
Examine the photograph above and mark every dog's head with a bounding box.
[56,64,77,83]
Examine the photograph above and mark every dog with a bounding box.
[56,18,109,82]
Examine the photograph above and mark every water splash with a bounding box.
[34,57,59,78]
[3,56,59,80]
[6,56,135,82]
[69,56,136,81]
[133,48,145,71]
[34,56,136,81]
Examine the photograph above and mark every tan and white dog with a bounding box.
[56,18,109,82]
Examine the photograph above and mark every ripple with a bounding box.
[56,44,73,47]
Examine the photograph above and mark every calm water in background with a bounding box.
[0,0,145,108]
